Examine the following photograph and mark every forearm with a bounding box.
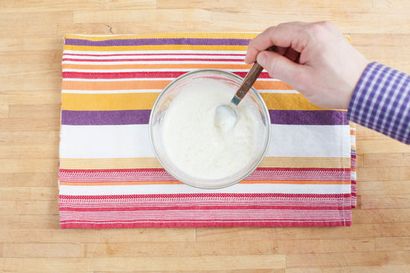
[348,62,410,144]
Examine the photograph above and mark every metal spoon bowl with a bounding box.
[214,62,265,130]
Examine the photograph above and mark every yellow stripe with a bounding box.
[260,93,321,110]
[61,93,321,111]
[65,33,257,41]
[60,157,351,169]
[62,92,158,110]
[64,45,248,51]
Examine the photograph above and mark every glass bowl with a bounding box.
[149,69,270,189]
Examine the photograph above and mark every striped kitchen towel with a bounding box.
[59,33,357,228]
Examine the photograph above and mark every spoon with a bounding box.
[215,46,277,129]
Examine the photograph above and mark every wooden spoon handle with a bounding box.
[231,46,277,106]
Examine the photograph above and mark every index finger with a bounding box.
[245,22,307,64]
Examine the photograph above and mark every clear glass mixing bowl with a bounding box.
[149,69,270,189]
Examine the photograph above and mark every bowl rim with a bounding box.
[149,69,271,189]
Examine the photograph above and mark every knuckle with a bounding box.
[322,21,336,29]
[248,38,256,47]
[266,26,276,35]
[306,21,332,37]
[248,40,260,51]
[308,23,323,34]
[323,21,334,28]
[278,21,300,28]
[267,58,280,77]
[276,23,286,28]
[319,21,336,32]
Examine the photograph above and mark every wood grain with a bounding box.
[0,1,409,272]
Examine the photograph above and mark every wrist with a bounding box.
[343,58,370,109]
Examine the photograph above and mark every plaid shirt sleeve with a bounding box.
[347,62,410,144]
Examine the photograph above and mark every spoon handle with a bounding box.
[231,46,277,106]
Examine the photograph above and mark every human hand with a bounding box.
[245,21,369,109]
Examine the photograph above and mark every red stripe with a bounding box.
[59,193,352,199]
[58,167,351,181]
[62,71,271,79]
[59,205,352,211]
[58,167,351,182]
[60,220,351,229]
[61,219,349,223]
[62,58,243,62]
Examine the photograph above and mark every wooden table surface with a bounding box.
[1,1,410,272]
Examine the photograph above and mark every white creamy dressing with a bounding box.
[162,78,265,180]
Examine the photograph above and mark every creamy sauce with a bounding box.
[162,78,265,180]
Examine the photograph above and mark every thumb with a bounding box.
[256,51,305,87]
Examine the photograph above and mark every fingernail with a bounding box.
[256,52,267,66]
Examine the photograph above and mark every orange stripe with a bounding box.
[62,80,171,90]
[59,180,350,186]
[62,80,292,90]
[62,63,252,70]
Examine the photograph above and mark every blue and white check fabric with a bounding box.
[348,62,410,144]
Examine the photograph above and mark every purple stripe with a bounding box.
[61,110,151,125]
[61,110,347,126]
[269,110,348,125]
[65,38,250,47]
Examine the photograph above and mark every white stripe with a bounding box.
[351,172,357,180]
[60,125,153,158]
[63,55,245,60]
[62,61,246,65]
[63,50,247,55]
[267,125,351,157]
[61,89,299,94]
[60,124,351,159]
[59,183,351,195]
